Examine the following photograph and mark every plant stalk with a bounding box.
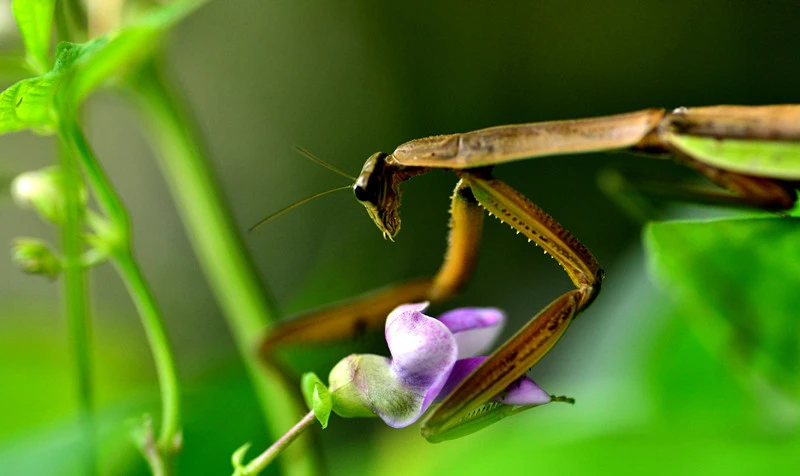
[59,135,96,476]
[127,59,320,476]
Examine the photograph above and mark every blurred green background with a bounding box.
[1,0,799,474]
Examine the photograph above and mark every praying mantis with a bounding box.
[260,105,800,442]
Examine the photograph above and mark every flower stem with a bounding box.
[114,252,182,451]
[57,111,182,470]
[59,135,96,475]
[53,4,93,472]
[239,411,317,476]
[126,59,320,476]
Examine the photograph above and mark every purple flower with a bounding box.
[328,302,555,428]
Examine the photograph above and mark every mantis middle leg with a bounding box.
[260,177,486,355]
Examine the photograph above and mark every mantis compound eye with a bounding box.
[353,180,373,203]
[353,152,390,205]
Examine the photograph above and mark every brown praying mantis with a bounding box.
[259,105,800,442]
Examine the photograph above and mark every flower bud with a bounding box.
[11,237,61,279]
[11,167,84,224]
[328,354,376,419]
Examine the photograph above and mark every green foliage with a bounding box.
[0,69,60,133]
[645,216,800,398]
[0,0,205,136]
[67,0,205,103]
[11,0,55,74]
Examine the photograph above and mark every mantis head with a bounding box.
[353,152,404,240]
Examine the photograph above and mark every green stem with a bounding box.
[240,411,317,476]
[58,112,182,468]
[127,60,320,476]
[59,135,96,475]
[53,3,91,472]
[59,116,128,227]
[114,252,182,452]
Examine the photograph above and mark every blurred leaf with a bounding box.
[12,0,55,74]
[0,0,206,135]
[645,306,794,430]
[645,217,800,398]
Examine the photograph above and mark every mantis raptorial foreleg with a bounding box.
[420,171,602,441]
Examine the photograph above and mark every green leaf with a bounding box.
[0,71,59,133]
[230,442,251,476]
[0,0,207,135]
[646,309,766,424]
[69,0,208,103]
[0,39,109,133]
[645,216,800,398]
[300,372,332,428]
[12,0,55,74]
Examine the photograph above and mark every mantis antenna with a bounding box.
[248,185,352,233]
[294,146,356,181]
[248,147,355,233]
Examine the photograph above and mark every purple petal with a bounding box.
[387,302,431,320]
[384,302,458,419]
[497,377,551,406]
[437,356,551,406]
[437,308,506,358]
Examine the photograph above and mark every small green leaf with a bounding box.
[128,413,156,455]
[645,216,800,398]
[0,39,105,134]
[230,442,251,475]
[0,72,59,133]
[12,0,55,74]
[301,372,332,428]
[0,0,207,136]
